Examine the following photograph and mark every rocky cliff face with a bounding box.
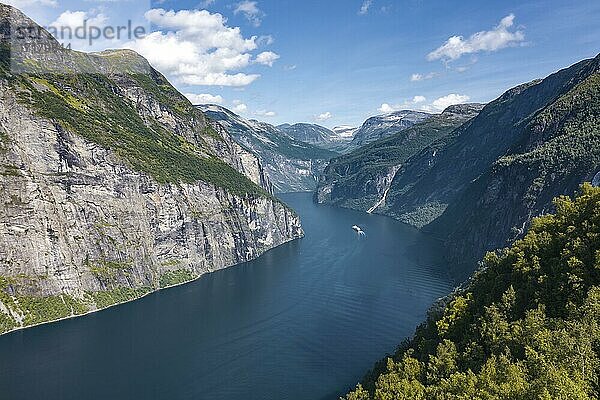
[373,56,599,278]
[348,110,432,150]
[0,4,303,334]
[316,104,484,212]
[198,104,337,193]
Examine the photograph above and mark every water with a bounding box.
[0,193,453,400]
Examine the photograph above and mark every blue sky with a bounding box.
[6,0,600,128]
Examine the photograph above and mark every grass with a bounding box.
[159,269,196,288]
[17,294,88,326]
[87,258,133,281]
[87,286,152,309]
[10,70,268,197]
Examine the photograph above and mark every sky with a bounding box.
[4,0,600,128]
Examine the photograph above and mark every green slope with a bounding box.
[344,184,600,400]
[316,104,483,211]
[0,5,267,198]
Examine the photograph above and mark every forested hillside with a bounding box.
[344,184,600,399]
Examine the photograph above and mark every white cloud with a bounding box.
[50,10,108,31]
[316,112,332,121]
[378,96,427,113]
[233,103,248,113]
[255,51,280,66]
[256,35,274,46]
[358,0,373,15]
[420,94,470,112]
[255,110,276,117]
[283,64,297,71]
[427,14,525,62]
[184,93,224,104]
[430,94,470,110]
[378,103,396,113]
[410,72,437,81]
[123,8,274,87]
[234,1,265,27]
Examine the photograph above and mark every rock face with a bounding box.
[316,104,484,212]
[318,55,600,280]
[389,56,600,276]
[347,110,432,150]
[198,104,337,193]
[278,123,354,153]
[0,4,303,334]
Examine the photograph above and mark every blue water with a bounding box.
[0,193,452,400]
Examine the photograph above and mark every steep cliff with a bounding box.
[0,4,303,334]
[347,109,432,150]
[316,104,484,212]
[198,104,337,193]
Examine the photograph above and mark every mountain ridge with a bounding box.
[0,4,303,334]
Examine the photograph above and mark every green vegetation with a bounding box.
[87,286,152,309]
[9,71,267,197]
[159,269,196,288]
[0,164,21,177]
[87,258,133,281]
[17,294,88,326]
[0,276,17,334]
[0,311,16,334]
[319,108,481,209]
[344,184,600,399]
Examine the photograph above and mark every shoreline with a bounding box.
[0,234,303,337]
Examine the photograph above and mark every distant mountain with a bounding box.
[348,110,432,150]
[316,104,484,211]
[198,105,338,193]
[319,54,600,278]
[278,123,356,153]
[277,123,335,144]
[332,125,358,139]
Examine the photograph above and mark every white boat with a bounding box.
[352,225,365,235]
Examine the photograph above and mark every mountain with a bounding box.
[278,123,356,153]
[348,110,432,150]
[319,55,600,278]
[386,54,600,275]
[0,4,302,334]
[316,104,484,211]
[277,123,334,144]
[198,104,338,193]
[333,125,358,139]
[343,184,600,399]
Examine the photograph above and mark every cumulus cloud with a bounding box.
[316,112,332,121]
[255,51,280,66]
[232,100,248,113]
[421,94,470,112]
[358,0,373,15]
[123,8,278,87]
[50,10,108,31]
[427,14,525,62]
[184,93,224,104]
[255,110,276,117]
[410,72,437,81]
[234,1,265,27]
[378,96,427,113]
